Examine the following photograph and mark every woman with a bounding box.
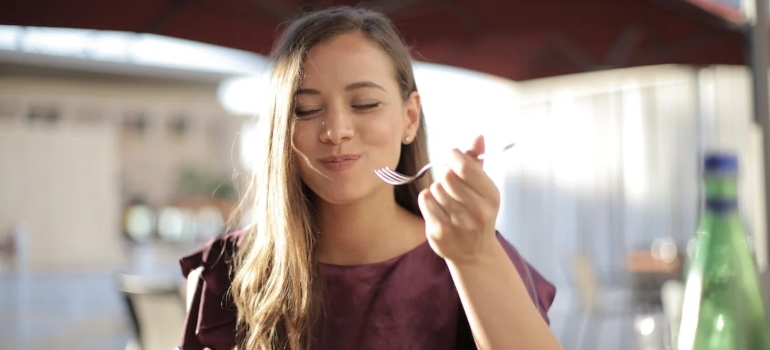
[179,6,560,350]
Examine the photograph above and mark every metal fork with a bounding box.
[374,142,516,185]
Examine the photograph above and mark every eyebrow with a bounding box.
[296,81,386,95]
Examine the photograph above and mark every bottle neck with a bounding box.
[704,173,738,213]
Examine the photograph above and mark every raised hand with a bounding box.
[418,135,501,263]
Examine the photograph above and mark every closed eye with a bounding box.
[352,102,381,110]
[294,109,321,118]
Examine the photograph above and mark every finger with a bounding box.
[439,168,487,210]
[431,181,468,213]
[419,188,451,224]
[431,181,478,229]
[446,149,498,198]
[465,134,485,164]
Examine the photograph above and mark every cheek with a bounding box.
[291,124,315,167]
[357,112,405,170]
[361,111,403,146]
[291,123,312,153]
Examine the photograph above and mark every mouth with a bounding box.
[319,154,361,172]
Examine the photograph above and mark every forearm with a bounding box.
[446,238,562,350]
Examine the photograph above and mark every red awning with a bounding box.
[0,0,748,80]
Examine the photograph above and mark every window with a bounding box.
[167,114,190,137]
[26,103,60,125]
[123,111,148,135]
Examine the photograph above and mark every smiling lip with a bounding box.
[319,154,361,172]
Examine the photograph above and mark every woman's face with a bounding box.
[291,31,421,205]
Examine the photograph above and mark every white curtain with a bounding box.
[419,64,765,289]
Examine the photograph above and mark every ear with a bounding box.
[402,91,421,143]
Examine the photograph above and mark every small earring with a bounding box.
[404,136,412,143]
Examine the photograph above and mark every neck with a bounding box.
[314,186,425,265]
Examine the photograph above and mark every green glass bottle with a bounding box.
[678,153,769,350]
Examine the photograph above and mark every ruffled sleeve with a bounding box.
[178,230,245,350]
[496,233,557,325]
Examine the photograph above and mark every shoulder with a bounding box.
[495,232,557,325]
[180,229,246,278]
[178,229,246,350]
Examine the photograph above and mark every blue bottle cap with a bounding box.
[704,153,738,174]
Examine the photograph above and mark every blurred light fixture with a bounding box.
[197,206,224,239]
[638,316,656,336]
[124,205,155,242]
[157,206,196,242]
[651,237,678,263]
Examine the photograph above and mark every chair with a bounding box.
[117,273,186,350]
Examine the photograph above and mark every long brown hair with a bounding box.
[230,6,432,349]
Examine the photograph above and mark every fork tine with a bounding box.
[379,170,407,184]
[376,163,432,185]
[380,175,403,185]
[374,169,396,183]
[383,167,410,181]
[384,168,412,183]
[375,168,410,185]
[374,169,390,181]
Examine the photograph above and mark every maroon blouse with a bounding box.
[178,230,556,350]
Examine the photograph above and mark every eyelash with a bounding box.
[294,109,319,118]
[353,102,381,110]
[294,102,381,118]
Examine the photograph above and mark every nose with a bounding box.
[320,106,354,144]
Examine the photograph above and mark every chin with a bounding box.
[313,186,371,206]
[306,177,388,206]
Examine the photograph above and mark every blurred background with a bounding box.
[1,0,769,349]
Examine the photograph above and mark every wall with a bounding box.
[0,124,122,270]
